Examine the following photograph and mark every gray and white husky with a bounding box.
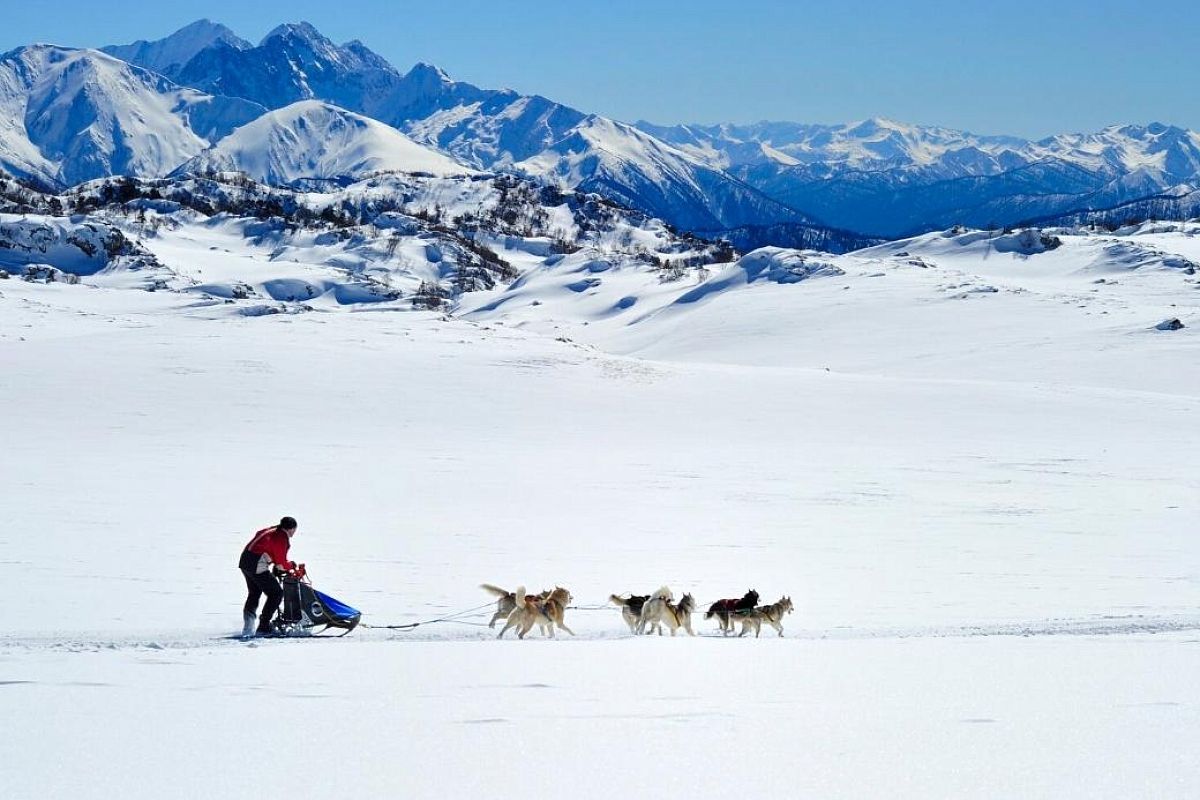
[736,596,794,638]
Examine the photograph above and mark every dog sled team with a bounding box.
[481,584,793,639]
[237,516,790,641]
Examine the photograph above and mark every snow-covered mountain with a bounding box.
[636,118,1030,174]
[175,101,474,185]
[639,118,1200,236]
[103,21,812,233]
[1028,185,1200,230]
[0,44,263,187]
[165,22,409,118]
[6,20,1199,242]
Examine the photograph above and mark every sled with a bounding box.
[274,573,362,636]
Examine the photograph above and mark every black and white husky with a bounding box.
[609,593,651,634]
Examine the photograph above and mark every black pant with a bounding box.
[239,550,282,632]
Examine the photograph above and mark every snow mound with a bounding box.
[988,229,1063,255]
[1092,241,1199,273]
[675,247,844,305]
[177,101,474,185]
[859,227,1066,261]
[463,245,846,332]
[0,213,155,275]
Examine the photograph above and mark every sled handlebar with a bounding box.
[273,563,308,581]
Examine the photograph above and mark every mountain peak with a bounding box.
[102,18,249,77]
[174,19,231,37]
[405,62,451,83]
[848,117,910,137]
[1116,121,1187,139]
[261,21,330,48]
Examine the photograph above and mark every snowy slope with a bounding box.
[175,101,475,185]
[512,115,808,231]
[1033,187,1200,229]
[0,45,263,187]
[0,169,732,312]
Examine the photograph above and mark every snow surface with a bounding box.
[2,218,1200,797]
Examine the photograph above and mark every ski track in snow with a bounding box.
[4,611,1200,654]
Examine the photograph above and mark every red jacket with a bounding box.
[244,526,295,572]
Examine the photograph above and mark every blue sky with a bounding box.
[2,0,1196,138]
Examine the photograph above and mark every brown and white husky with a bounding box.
[637,586,697,636]
[480,584,549,629]
[498,586,574,639]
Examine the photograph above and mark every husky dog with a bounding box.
[609,593,652,634]
[637,587,696,636]
[498,586,574,639]
[480,584,549,628]
[736,596,794,638]
[705,590,759,635]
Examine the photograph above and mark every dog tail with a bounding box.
[609,594,628,607]
[479,583,510,598]
[653,585,672,601]
[515,586,527,606]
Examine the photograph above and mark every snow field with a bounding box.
[3,635,1198,799]
[2,220,1199,797]
[2,301,1196,640]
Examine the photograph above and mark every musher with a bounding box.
[238,516,299,638]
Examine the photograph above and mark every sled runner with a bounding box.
[272,572,362,636]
